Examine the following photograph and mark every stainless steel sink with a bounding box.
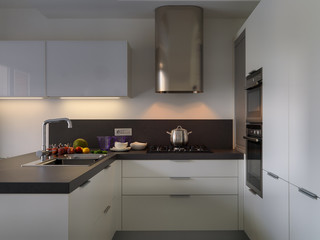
[22,154,107,167]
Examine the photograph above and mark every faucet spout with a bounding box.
[39,118,73,162]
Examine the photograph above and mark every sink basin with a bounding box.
[22,154,107,167]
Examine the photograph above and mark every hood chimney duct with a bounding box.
[155,6,203,93]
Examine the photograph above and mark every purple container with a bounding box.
[97,136,132,150]
[97,136,113,150]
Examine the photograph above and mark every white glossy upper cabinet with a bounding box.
[0,41,46,97]
[46,41,130,97]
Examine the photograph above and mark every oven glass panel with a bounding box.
[247,86,262,122]
[246,139,262,196]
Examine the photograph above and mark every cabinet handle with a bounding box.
[104,205,111,214]
[170,160,192,162]
[79,180,90,188]
[249,188,257,195]
[170,177,191,180]
[267,172,279,179]
[170,194,191,198]
[298,188,318,200]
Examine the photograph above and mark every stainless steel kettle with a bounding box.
[166,125,192,146]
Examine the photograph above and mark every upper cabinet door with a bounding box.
[0,41,46,97]
[46,41,130,97]
[288,0,320,195]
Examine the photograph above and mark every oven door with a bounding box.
[244,134,263,197]
[246,84,262,123]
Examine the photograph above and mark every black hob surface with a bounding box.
[147,145,212,153]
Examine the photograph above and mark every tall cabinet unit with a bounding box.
[0,41,46,97]
[287,0,320,238]
[243,0,320,239]
[46,41,130,97]
[234,30,246,153]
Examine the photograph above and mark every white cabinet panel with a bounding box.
[0,194,69,240]
[0,41,45,97]
[69,162,119,240]
[244,185,264,240]
[122,195,238,231]
[288,2,320,195]
[123,177,238,195]
[122,160,238,177]
[290,185,320,240]
[260,171,289,240]
[47,41,130,97]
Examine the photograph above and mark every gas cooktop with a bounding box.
[147,145,212,153]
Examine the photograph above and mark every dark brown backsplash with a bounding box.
[49,119,233,149]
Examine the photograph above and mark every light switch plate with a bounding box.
[114,128,132,136]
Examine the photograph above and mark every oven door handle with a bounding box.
[245,80,262,90]
[243,136,261,143]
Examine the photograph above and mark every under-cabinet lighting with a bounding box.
[0,97,45,100]
[59,97,121,100]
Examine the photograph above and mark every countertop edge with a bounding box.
[0,149,244,194]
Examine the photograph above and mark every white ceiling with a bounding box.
[0,0,259,19]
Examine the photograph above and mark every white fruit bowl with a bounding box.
[130,142,147,150]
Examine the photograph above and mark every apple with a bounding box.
[58,147,66,155]
[67,147,75,154]
[75,146,83,153]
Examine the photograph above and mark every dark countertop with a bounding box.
[0,149,243,194]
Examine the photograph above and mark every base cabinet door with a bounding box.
[69,163,117,240]
[244,171,289,240]
[260,171,289,240]
[290,185,320,240]
[122,195,238,231]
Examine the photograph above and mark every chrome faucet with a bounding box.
[36,118,72,162]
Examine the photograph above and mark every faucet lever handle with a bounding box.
[36,150,49,158]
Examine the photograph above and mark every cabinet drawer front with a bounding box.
[122,177,238,195]
[69,167,114,223]
[122,160,238,177]
[122,196,238,230]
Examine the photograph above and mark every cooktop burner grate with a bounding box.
[147,145,212,153]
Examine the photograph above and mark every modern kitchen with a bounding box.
[0,0,319,240]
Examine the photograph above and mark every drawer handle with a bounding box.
[104,205,111,214]
[249,188,257,195]
[267,172,279,179]
[170,177,191,180]
[170,194,191,198]
[170,160,192,162]
[80,180,90,188]
[298,188,318,200]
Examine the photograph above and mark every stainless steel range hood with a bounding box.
[155,6,203,93]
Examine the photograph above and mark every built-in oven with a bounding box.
[244,67,263,197]
[244,124,263,197]
[246,68,262,123]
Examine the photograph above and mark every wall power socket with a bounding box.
[114,128,132,136]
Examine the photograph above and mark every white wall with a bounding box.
[0,9,244,158]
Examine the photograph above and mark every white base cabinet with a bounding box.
[122,159,243,231]
[0,161,121,240]
[123,195,238,230]
[69,161,120,240]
